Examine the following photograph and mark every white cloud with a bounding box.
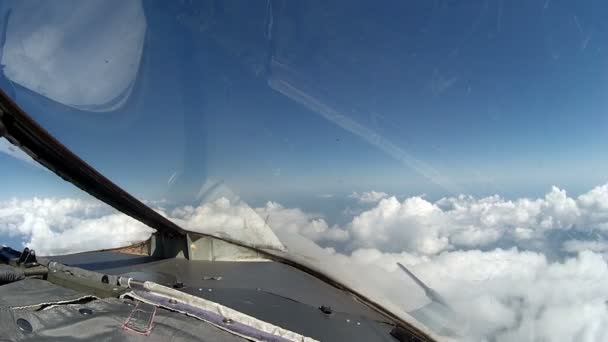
[0,195,287,255]
[0,197,153,255]
[271,234,608,341]
[256,202,349,242]
[344,185,608,255]
[259,185,608,340]
[169,197,285,250]
[317,245,608,341]
[349,196,449,254]
[349,190,389,203]
[4,184,608,341]
[563,239,608,253]
[410,249,608,341]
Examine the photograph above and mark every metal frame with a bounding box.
[0,88,436,342]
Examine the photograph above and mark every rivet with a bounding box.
[16,318,32,333]
[79,308,93,316]
[319,305,333,314]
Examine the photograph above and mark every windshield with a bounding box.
[3,1,608,341]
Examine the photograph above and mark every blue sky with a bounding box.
[2,0,608,210]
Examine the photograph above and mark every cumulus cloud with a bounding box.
[384,248,608,341]
[4,184,608,341]
[268,185,608,340]
[0,197,153,255]
[349,190,389,203]
[349,196,449,254]
[169,197,285,250]
[273,234,608,341]
[344,185,608,255]
[0,196,286,255]
[256,202,349,242]
[562,239,608,253]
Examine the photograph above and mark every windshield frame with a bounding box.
[0,87,440,342]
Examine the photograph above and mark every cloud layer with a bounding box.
[347,185,608,256]
[0,197,153,255]
[256,202,350,242]
[3,184,608,341]
[349,190,389,203]
[169,197,285,250]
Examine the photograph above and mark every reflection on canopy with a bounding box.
[1,0,146,112]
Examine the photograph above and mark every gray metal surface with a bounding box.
[0,278,94,309]
[47,251,158,271]
[0,297,246,341]
[181,287,394,342]
[50,251,399,341]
